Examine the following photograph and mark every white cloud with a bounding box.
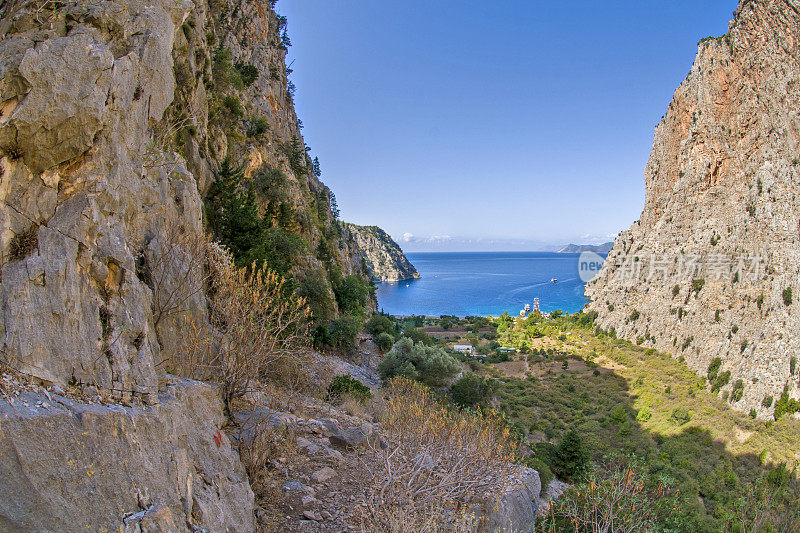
[401,232,415,242]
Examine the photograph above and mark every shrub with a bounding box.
[712,370,731,393]
[774,387,800,421]
[762,395,774,408]
[326,374,371,404]
[246,116,269,137]
[326,316,361,349]
[297,270,335,324]
[366,314,395,337]
[791,356,797,375]
[222,94,245,117]
[332,272,373,317]
[361,377,516,529]
[375,332,394,352]
[692,278,705,294]
[378,337,460,388]
[450,373,496,408]
[401,327,435,346]
[542,466,670,532]
[707,357,723,383]
[672,285,680,297]
[636,407,652,423]
[784,287,793,306]
[670,407,692,425]
[185,244,310,409]
[234,62,258,86]
[525,455,554,491]
[8,225,38,261]
[610,404,628,424]
[731,379,744,403]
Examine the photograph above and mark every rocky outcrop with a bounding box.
[344,223,420,282]
[586,0,800,417]
[0,0,202,399]
[0,377,254,532]
[477,466,540,532]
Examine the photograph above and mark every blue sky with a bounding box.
[279,1,735,251]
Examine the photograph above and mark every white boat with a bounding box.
[550,277,558,283]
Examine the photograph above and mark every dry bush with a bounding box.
[143,113,196,176]
[238,412,297,489]
[237,412,297,531]
[360,376,518,531]
[138,221,210,330]
[540,466,668,533]
[182,243,311,408]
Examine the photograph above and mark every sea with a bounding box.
[375,251,600,317]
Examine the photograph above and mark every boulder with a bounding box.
[0,377,254,532]
[476,466,541,532]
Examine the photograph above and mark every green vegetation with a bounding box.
[463,311,800,531]
[774,385,800,421]
[549,428,590,481]
[784,287,794,306]
[449,373,496,408]
[326,374,371,404]
[378,337,460,388]
[246,117,269,137]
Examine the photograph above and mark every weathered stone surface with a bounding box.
[0,377,254,532]
[476,466,540,532]
[0,0,201,400]
[586,0,800,417]
[343,222,420,282]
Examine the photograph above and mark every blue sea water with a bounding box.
[376,252,597,317]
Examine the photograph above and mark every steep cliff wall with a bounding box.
[0,0,370,395]
[344,223,420,282]
[586,0,800,418]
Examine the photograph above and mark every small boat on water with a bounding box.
[550,277,558,283]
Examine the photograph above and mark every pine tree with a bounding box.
[552,429,590,481]
[312,156,321,177]
[208,158,266,266]
[329,190,340,219]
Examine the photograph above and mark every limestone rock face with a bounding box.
[344,223,420,282]
[0,0,202,400]
[586,0,800,418]
[0,378,254,532]
[476,466,540,532]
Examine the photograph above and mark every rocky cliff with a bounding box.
[344,223,420,282]
[586,0,800,418]
[0,0,371,528]
[0,0,369,398]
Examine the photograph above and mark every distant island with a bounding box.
[557,242,613,253]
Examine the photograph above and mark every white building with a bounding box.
[453,344,474,355]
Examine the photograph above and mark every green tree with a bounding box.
[366,314,395,337]
[551,429,590,481]
[325,316,361,349]
[402,327,435,346]
[375,332,394,352]
[332,272,372,317]
[450,373,496,408]
[297,269,335,323]
[207,158,266,266]
[378,337,460,388]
